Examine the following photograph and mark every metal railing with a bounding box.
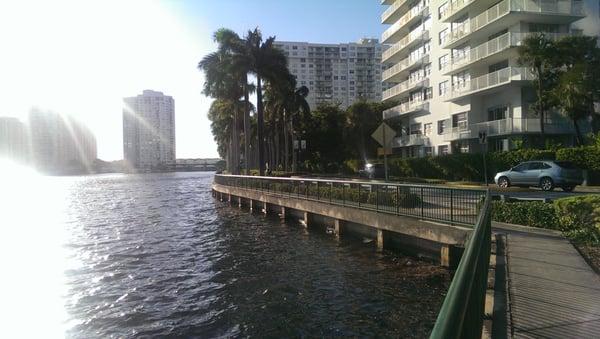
[383,99,430,119]
[443,117,575,141]
[382,30,429,63]
[382,3,429,43]
[382,77,429,101]
[430,190,492,339]
[382,53,428,81]
[214,174,486,227]
[381,0,410,23]
[214,174,494,337]
[444,67,533,101]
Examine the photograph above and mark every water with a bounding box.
[0,171,450,338]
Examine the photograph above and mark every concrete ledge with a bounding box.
[213,184,471,246]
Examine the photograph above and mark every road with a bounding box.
[489,186,598,200]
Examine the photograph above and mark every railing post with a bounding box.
[316,181,320,201]
[358,184,361,208]
[450,189,454,225]
[421,187,424,219]
[375,185,379,211]
[342,184,345,206]
[396,186,400,215]
[330,182,333,204]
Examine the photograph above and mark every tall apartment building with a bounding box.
[381,0,596,157]
[275,38,392,109]
[0,117,29,163]
[123,90,175,170]
[28,109,97,172]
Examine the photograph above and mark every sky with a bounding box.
[0,0,384,161]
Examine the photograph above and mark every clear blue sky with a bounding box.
[168,0,384,45]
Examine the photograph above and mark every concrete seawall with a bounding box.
[213,183,472,267]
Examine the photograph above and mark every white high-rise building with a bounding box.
[0,117,29,163]
[275,38,393,109]
[381,0,597,157]
[123,90,175,170]
[28,109,97,172]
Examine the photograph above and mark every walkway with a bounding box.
[494,222,600,338]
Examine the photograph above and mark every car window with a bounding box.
[529,162,543,170]
[540,162,552,169]
[513,163,529,171]
[555,161,577,169]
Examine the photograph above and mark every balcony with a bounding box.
[443,0,584,49]
[382,77,429,102]
[383,54,429,82]
[391,134,431,147]
[443,67,533,102]
[381,0,395,4]
[381,0,411,24]
[382,4,429,44]
[382,30,429,64]
[383,100,430,120]
[443,118,575,141]
[442,32,569,75]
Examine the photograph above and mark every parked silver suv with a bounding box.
[494,161,583,192]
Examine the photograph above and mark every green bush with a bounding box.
[491,195,600,244]
[556,146,600,171]
[491,201,559,229]
[554,195,600,243]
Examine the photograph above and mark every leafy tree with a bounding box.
[553,64,589,145]
[518,34,558,145]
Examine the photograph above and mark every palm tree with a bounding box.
[518,34,557,146]
[198,29,247,174]
[242,28,290,175]
[553,64,589,146]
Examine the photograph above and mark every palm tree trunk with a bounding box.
[244,77,250,174]
[291,119,297,173]
[284,110,289,172]
[232,107,240,174]
[537,67,546,147]
[257,76,265,176]
[573,119,583,146]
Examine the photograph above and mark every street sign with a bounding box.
[301,140,306,150]
[371,122,396,147]
[293,140,299,150]
[478,131,487,144]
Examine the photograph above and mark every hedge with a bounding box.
[492,195,600,244]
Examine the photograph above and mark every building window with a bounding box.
[438,145,449,155]
[424,146,433,156]
[424,123,432,136]
[439,28,448,45]
[439,2,448,19]
[424,87,433,100]
[292,45,298,50]
[439,54,449,70]
[424,63,431,77]
[488,105,508,121]
[452,112,468,130]
[439,80,449,96]
[410,123,422,135]
[438,120,446,134]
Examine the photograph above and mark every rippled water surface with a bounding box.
[1,171,450,338]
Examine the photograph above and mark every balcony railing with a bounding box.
[443,32,570,74]
[382,30,429,63]
[383,100,430,119]
[440,0,477,22]
[382,4,429,43]
[444,0,583,48]
[381,0,410,23]
[382,77,429,101]
[444,67,533,101]
[383,54,429,82]
[392,134,431,147]
[443,118,574,141]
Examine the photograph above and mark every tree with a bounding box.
[198,29,247,174]
[242,28,291,175]
[553,64,590,146]
[518,34,558,145]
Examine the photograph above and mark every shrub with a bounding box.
[553,195,600,244]
[491,201,559,229]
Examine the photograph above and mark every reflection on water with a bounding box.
[0,168,449,338]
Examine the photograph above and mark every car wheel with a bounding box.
[498,176,510,188]
[562,185,575,192]
[540,177,554,191]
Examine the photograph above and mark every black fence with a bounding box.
[214,175,486,227]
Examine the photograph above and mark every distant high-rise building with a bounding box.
[123,90,175,170]
[274,38,393,109]
[0,117,29,163]
[28,109,97,172]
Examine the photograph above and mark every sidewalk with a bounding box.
[493,222,600,338]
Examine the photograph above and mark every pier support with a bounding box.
[249,199,254,212]
[440,244,461,268]
[376,229,385,252]
[228,193,232,205]
[303,212,311,228]
[280,206,286,220]
[238,196,242,208]
[334,219,344,238]
[262,201,269,215]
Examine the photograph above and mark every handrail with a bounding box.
[214,174,487,227]
[430,190,492,339]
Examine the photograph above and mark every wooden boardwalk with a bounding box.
[494,222,600,338]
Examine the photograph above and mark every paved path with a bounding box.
[493,222,600,338]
